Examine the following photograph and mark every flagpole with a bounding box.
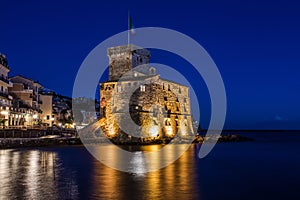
[128,10,130,46]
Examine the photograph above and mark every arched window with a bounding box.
[149,67,156,75]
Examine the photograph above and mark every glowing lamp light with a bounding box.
[165,126,173,136]
[107,124,116,136]
[181,127,187,136]
[149,126,158,137]
[33,114,38,119]
[0,111,9,115]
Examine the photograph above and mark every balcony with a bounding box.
[0,92,8,99]
[0,76,9,84]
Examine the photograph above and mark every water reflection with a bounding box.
[0,145,201,199]
[0,148,81,200]
[1,133,300,200]
[129,152,147,175]
[91,144,200,199]
[88,143,192,173]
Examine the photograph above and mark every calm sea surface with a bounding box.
[0,131,300,200]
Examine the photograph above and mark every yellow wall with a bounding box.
[39,94,53,126]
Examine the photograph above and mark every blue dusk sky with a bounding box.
[0,0,299,130]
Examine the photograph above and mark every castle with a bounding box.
[99,44,194,141]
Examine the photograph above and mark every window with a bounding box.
[140,85,146,92]
[46,115,50,120]
[150,68,156,75]
[184,106,187,112]
[117,85,122,92]
[165,119,171,126]
[153,109,158,117]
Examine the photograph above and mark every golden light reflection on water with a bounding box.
[0,145,201,199]
[0,149,63,199]
[88,143,192,174]
[90,144,200,199]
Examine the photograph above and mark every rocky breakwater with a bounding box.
[79,122,253,145]
[193,134,253,143]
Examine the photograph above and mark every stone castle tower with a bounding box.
[108,45,150,81]
[100,45,194,141]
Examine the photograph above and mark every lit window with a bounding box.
[140,85,146,92]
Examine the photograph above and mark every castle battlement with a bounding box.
[107,44,150,57]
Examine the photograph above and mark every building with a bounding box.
[0,53,13,127]
[52,93,73,127]
[0,55,40,128]
[8,75,43,128]
[8,83,39,128]
[99,45,193,140]
[9,75,43,110]
[0,53,73,129]
[39,93,53,126]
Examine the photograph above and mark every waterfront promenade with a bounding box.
[0,129,79,149]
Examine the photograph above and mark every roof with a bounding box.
[103,74,159,83]
[101,75,188,88]
[9,75,43,87]
[159,78,189,88]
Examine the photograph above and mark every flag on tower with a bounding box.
[129,13,135,35]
